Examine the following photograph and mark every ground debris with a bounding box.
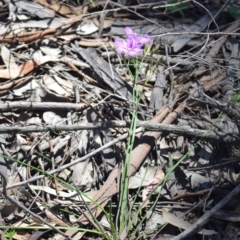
[0,1,239,240]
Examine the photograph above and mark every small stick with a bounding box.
[171,184,240,240]
[0,170,70,239]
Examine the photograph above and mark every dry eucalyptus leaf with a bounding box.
[184,170,215,191]
[1,45,19,79]
[53,135,70,155]
[29,185,93,202]
[129,166,162,189]
[171,14,213,52]
[37,0,78,17]
[25,117,42,125]
[1,45,18,72]
[0,50,59,79]
[162,210,216,235]
[44,209,69,227]
[92,18,113,29]
[145,212,165,233]
[40,46,61,58]
[77,129,89,156]
[71,161,94,188]
[142,169,164,206]
[159,138,183,160]
[7,0,55,19]
[43,111,64,125]
[42,75,74,97]
[76,20,99,35]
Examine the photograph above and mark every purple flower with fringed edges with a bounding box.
[114,27,151,57]
[125,27,151,45]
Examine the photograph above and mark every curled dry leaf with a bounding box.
[76,20,99,35]
[92,18,113,29]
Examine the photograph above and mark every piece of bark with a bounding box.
[71,46,133,101]
[149,65,166,114]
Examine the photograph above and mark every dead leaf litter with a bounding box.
[0,0,239,239]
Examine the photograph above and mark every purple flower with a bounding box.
[114,27,151,57]
[114,38,143,57]
[125,27,151,45]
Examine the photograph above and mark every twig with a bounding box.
[0,102,87,111]
[0,121,239,144]
[193,95,240,120]
[152,28,240,38]
[171,184,240,240]
[172,188,212,201]
[188,157,240,171]
[48,140,59,199]
[37,156,51,203]
[0,170,70,239]
[3,128,144,191]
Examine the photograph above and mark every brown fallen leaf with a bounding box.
[37,0,78,17]
[162,209,216,236]
[78,38,109,47]
[92,18,113,29]
[142,169,165,207]
[0,50,58,79]
[0,60,38,79]
[44,208,69,227]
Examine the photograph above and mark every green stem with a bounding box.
[119,58,141,234]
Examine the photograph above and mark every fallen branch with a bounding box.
[0,102,87,111]
[0,121,239,144]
